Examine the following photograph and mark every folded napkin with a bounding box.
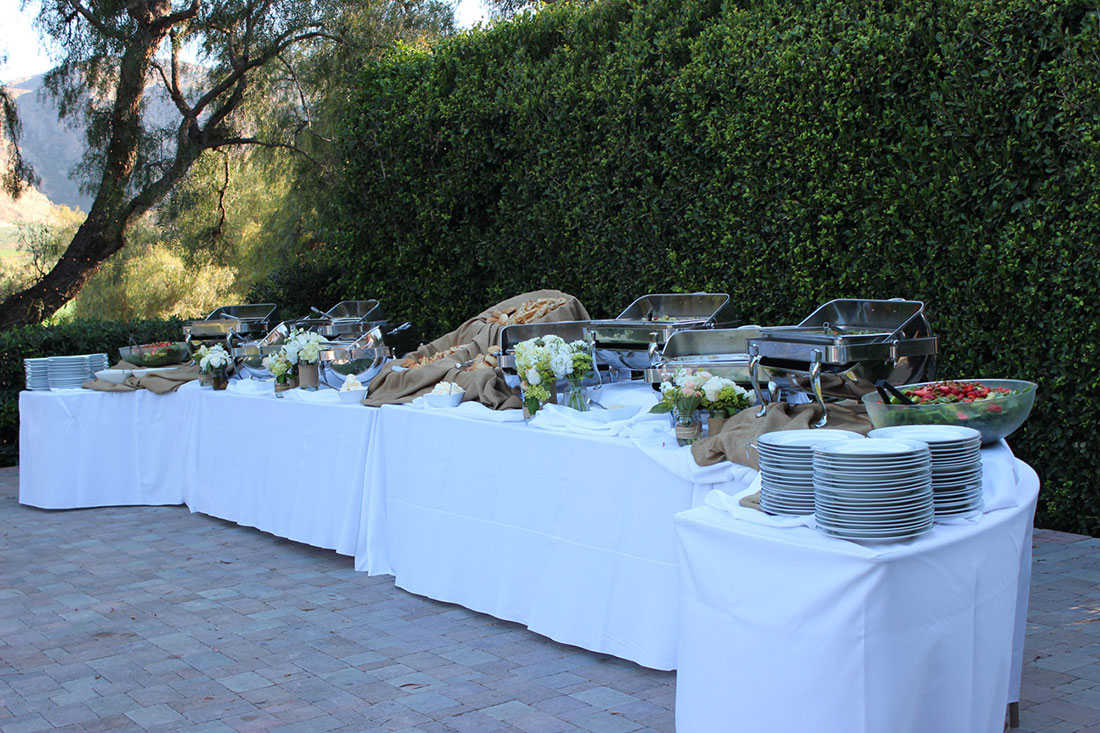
[227,378,275,397]
[704,481,816,529]
[281,387,342,403]
[408,397,526,422]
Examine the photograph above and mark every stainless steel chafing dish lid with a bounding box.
[184,303,277,338]
[748,298,938,364]
[324,300,384,322]
[497,321,592,372]
[644,326,761,384]
[589,293,734,333]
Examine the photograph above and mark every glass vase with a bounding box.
[211,368,229,391]
[274,376,298,398]
[562,378,590,412]
[672,409,703,446]
[199,372,214,389]
[298,362,319,391]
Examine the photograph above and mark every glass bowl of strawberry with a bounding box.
[861,379,1038,446]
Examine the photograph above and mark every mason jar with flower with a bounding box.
[649,368,711,445]
[199,344,232,391]
[700,376,754,435]
[282,328,325,391]
[263,352,297,396]
[514,336,557,418]
[561,339,595,411]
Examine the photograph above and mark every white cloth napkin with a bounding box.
[227,378,274,397]
[704,480,816,529]
[281,387,341,403]
[408,396,526,422]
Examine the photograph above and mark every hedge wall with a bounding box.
[328,0,1100,533]
[0,319,183,466]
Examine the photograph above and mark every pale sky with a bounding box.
[0,0,489,85]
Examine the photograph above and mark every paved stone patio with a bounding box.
[0,465,1097,732]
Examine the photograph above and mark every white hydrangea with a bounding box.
[199,344,230,372]
[702,376,734,403]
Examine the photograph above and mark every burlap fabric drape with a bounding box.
[82,361,201,394]
[691,400,873,470]
[364,289,590,408]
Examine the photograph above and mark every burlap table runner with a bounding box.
[82,360,201,395]
[691,400,873,470]
[364,289,589,408]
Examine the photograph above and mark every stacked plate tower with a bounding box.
[811,439,935,541]
[756,429,866,515]
[24,354,109,390]
[868,425,984,516]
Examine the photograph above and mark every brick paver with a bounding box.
[0,465,1097,731]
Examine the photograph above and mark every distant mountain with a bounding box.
[4,66,201,212]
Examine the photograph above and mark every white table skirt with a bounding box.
[673,452,1040,733]
[357,398,753,671]
[183,387,377,557]
[18,387,195,508]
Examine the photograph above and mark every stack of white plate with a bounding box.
[756,429,866,515]
[24,354,109,390]
[812,438,935,541]
[868,425,984,517]
[23,357,51,390]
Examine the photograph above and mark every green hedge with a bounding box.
[0,318,183,466]
[328,0,1100,533]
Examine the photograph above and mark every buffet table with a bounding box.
[19,387,195,508]
[17,381,1039,713]
[357,386,754,670]
[673,445,1039,733]
[183,383,378,557]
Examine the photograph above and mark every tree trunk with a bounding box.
[0,3,174,329]
[0,221,122,329]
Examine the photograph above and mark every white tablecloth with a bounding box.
[356,384,756,670]
[183,385,377,557]
[18,387,197,508]
[673,448,1040,733]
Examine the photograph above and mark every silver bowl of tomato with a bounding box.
[861,379,1038,446]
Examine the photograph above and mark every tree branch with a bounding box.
[152,0,202,33]
[64,0,119,39]
[190,29,335,118]
[206,136,323,167]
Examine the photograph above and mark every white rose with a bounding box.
[526,368,542,385]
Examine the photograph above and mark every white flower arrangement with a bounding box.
[198,344,231,373]
[700,375,753,418]
[262,352,295,383]
[277,327,325,365]
[514,336,594,415]
[652,368,713,416]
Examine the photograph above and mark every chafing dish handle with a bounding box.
[647,332,660,363]
[749,343,768,418]
[388,322,412,336]
[810,350,828,428]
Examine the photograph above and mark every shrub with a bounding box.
[328,0,1100,533]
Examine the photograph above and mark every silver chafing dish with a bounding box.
[746,298,939,426]
[586,293,736,371]
[318,327,391,389]
[644,326,762,385]
[305,300,387,339]
[183,303,277,349]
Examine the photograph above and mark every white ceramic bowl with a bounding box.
[424,391,463,408]
[338,388,368,404]
[94,368,131,384]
